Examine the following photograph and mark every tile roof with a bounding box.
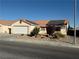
[0,19,68,26]
[33,20,49,25]
[0,19,38,25]
[33,20,49,27]
[0,20,17,25]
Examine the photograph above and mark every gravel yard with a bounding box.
[0,34,79,44]
[16,35,79,44]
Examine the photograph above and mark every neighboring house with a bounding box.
[34,20,68,35]
[46,20,68,35]
[0,20,37,34]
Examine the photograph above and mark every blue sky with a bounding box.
[0,0,79,27]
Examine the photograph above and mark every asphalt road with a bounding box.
[0,40,79,59]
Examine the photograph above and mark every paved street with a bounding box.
[0,41,79,59]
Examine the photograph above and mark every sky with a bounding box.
[0,0,79,27]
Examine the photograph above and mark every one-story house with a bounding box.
[46,20,68,35]
[0,19,37,34]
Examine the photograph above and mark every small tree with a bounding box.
[30,27,39,37]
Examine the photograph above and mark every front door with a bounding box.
[8,28,11,34]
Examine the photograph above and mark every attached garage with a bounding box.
[12,26,28,34]
[10,20,37,34]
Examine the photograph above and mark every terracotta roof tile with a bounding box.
[0,20,37,25]
[33,20,49,25]
[0,20,17,25]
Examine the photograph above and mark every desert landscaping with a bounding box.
[0,33,79,45]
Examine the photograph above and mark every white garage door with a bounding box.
[12,27,28,34]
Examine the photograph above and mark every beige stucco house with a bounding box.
[0,20,37,34]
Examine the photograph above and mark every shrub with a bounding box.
[30,27,40,37]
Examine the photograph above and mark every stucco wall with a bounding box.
[29,25,36,34]
[0,25,11,33]
[60,26,67,35]
[39,28,47,34]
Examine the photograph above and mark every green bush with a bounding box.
[30,27,40,37]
